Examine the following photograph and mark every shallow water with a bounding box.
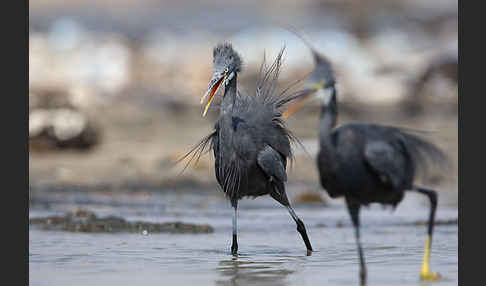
[29,191,457,286]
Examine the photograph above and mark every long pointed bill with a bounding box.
[282,89,317,119]
[282,82,326,119]
[201,75,225,117]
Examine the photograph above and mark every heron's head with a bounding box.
[282,52,336,118]
[308,52,335,91]
[201,43,242,116]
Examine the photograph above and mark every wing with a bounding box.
[363,141,407,189]
[265,120,293,159]
[257,145,287,183]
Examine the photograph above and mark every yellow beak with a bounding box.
[282,82,325,119]
[201,74,226,117]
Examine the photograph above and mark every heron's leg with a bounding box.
[413,186,440,281]
[287,205,313,255]
[346,199,366,286]
[270,192,313,255]
[231,201,238,256]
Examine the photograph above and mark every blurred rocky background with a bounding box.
[29,0,457,205]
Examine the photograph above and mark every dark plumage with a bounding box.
[184,43,313,256]
[317,122,446,207]
[284,37,448,285]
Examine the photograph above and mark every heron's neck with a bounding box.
[319,87,338,138]
[221,74,238,114]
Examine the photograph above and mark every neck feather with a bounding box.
[221,74,238,114]
[319,87,337,137]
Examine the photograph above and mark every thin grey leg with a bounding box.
[231,204,238,256]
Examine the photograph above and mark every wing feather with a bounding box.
[257,145,287,183]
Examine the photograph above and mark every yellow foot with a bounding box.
[421,270,440,281]
[420,235,440,281]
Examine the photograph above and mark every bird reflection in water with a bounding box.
[215,256,295,286]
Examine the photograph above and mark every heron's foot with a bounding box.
[306,249,312,256]
[231,246,238,257]
[420,266,440,281]
[420,235,439,281]
[231,240,238,257]
[360,269,367,286]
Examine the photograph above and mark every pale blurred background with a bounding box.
[29,0,458,205]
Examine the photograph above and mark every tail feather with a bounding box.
[393,128,450,179]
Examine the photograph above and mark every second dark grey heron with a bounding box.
[283,36,448,285]
[183,43,313,256]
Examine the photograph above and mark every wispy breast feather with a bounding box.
[176,130,217,174]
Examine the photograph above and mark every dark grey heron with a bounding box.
[183,43,313,256]
[283,38,447,284]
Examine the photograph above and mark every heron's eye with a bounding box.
[224,67,229,74]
